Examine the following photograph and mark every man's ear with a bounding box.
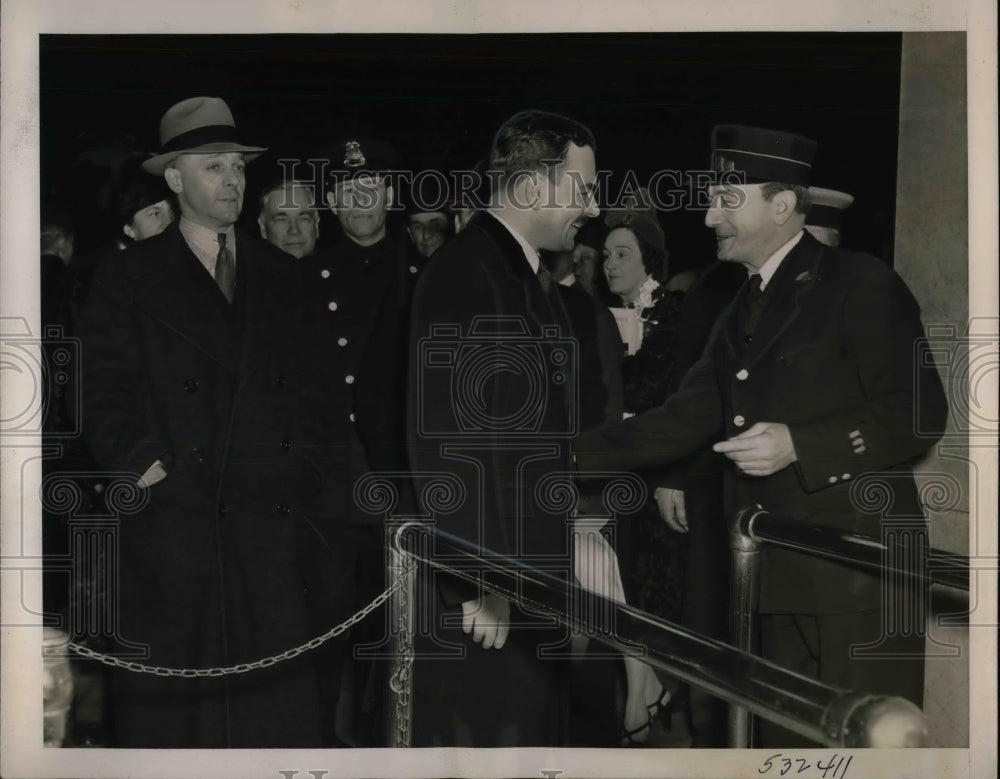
[385,184,394,210]
[325,190,338,214]
[509,170,540,210]
[257,215,267,239]
[123,223,137,241]
[163,168,183,195]
[772,189,798,226]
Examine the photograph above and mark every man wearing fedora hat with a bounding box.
[78,96,352,747]
[574,125,949,745]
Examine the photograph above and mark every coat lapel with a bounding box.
[142,225,235,370]
[745,233,823,367]
[723,232,824,367]
[231,233,298,382]
[473,212,556,331]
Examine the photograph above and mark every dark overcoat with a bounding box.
[406,212,577,746]
[78,224,351,747]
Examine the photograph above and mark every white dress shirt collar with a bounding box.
[755,229,803,290]
[488,210,540,274]
[179,217,237,277]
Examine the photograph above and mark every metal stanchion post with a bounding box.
[727,506,764,748]
[387,523,418,747]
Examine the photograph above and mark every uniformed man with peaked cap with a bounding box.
[574,124,949,746]
[301,136,417,743]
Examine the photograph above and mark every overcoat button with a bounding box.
[349,412,356,422]
[337,337,348,347]
[736,369,749,381]
[842,473,851,480]
[190,447,205,462]
[828,476,838,484]
[276,502,291,516]
[733,415,746,427]
[321,269,331,279]
[328,301,339,311]
[281,438,292,451]
[345,374,355,384]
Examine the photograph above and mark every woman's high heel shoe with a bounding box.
[646,686,674,732]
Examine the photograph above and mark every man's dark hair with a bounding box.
[760,182,812,215]
[489,110,596,193]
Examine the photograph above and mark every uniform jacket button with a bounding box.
[345,374,355,384]
[183,378,199,393]
[276,502,291,516]
[328,301,339,311]
[736,369,749,381]
[828,476,838,484]
[321,269,331,279]
[733,415,746,427]
[280,438,292,451]
[337,337,348,347]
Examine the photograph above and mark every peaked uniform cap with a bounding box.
[711,124,818,187]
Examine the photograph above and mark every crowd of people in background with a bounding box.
[38,96,945,751]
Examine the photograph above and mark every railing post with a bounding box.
[728,505,764,748]
[387,522,418,747]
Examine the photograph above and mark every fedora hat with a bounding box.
[142,97,267,175]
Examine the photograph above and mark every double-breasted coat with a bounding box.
[574,232,949,688]
[79,224,351,747]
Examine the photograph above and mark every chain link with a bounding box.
[67,575,405,678]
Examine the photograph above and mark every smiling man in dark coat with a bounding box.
[574,125,949,746]
[78,97,351,747]
[407,110,600,746]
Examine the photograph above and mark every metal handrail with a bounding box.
[391,521,929,749]
[725,505,969,747]
[740,507,969,590]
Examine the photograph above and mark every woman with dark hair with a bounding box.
[573,196,687,745]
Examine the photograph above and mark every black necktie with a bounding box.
[536,263,552,295]
[744,273,765,340]
[215,233,236,303]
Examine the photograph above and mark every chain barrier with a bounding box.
[66,574,405,678]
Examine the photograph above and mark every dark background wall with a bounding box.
[40,32,902,271]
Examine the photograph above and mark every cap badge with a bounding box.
[344,140,366,168]
[713,152,735,172]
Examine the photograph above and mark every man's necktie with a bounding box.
[536,263,552,295]
[743,273,765,341]
[215,233,236,303]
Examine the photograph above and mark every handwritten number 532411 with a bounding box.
[758,753,854,778]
